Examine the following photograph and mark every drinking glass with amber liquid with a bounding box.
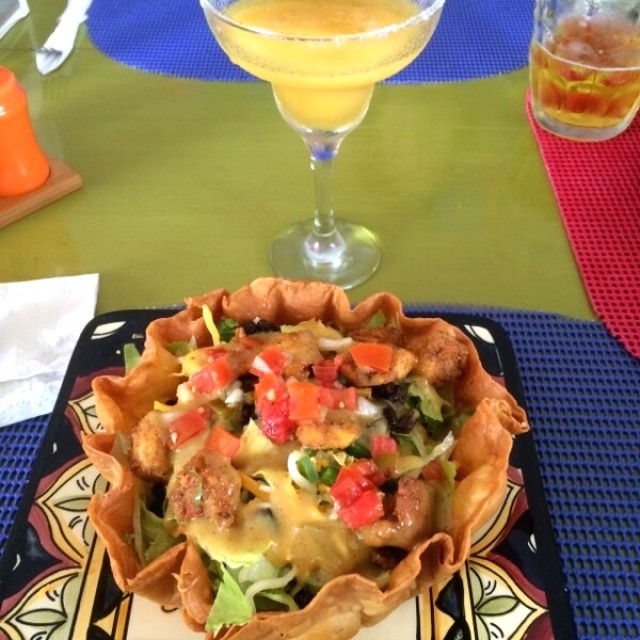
[530,0,640,141]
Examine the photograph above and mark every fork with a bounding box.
[35,0,93,75]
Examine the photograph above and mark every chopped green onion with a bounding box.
[296,455,320,484]
[319,465,339,486]
[345,441,370,459]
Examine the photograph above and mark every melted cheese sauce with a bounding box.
[186,467,371,583]
[260,469,371,582]
[188,502,275,565]
[171,420,372,584]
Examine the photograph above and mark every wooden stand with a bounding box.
[0,157,83,230]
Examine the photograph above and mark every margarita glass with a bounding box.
[201,0,446,288]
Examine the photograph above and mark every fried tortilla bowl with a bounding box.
[83,278,529,640]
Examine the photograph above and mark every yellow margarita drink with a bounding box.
[206,0,442,130]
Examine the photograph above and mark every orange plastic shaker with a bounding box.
[0,66,50,197]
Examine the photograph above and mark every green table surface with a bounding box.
[0,0,594,319]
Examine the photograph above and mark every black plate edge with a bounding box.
[0,309,175,588]
[408,311,577,640]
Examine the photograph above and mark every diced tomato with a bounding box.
[312,358,340,385]
[190,356,235,394]
[336,489,384,529]
[205,423,241,459]
[254,373,286,406]
[371,434,398,457]
[189,368,216,394]
[318,385,358,411]
[250,347,287,377]
[330,461,386,528]
[349,342,394,372]
[330,465,375,507]
[254,374,295,443]
[258,396,296,444]
[167,407,209,449]
[349,458,386,487]
[287,380,320,421]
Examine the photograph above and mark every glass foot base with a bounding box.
[532,103,637,141]
[269,219,380,290]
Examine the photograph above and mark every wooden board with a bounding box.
[0,157,83,230]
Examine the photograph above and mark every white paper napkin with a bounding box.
[0,273,99,427]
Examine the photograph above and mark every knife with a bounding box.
[35,0,93,75]
[0,0,29,41]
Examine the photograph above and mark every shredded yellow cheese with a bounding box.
[239,471,271,502]
[153,400,176,412]
[202,304,221,345]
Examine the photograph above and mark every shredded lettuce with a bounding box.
[395,426,428,457]
[254,590,299,612]
[449,408,475,437]
[218,317,239,342]
[408,379,448,422]
[207,558,298,634]
[394,431,456,478]
[407,379,451,440]
[206,565,254,634]
[434,458,458,530]
[244,563,297,604]
[428,431,456,462]
[394,454,430,476]
[441,457,457,492]
[123,343,141,373]
[131,494,182,565]
[166,340,193,357]
[237,555,279,584]
[143,512,180,564]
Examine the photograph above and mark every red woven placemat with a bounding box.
[526,92,640,359]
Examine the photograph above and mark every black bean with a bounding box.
[383,404,416,434]
[396,410,417,433]
[148,483,167,518]
[256,319,280,332]
[241,319,280,334]
[371,546,407,570]
[238,373,257,392]
[293,586,318,609]
[371,383,407,403]
[383,404,399,429]
[241,321,258,335]
[240,403,257,426]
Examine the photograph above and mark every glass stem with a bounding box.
[303,133,347,264]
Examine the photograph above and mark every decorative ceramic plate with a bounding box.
[0,310,576,640]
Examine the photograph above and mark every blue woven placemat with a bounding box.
[1,308,638,640]
[86,0,534,83]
